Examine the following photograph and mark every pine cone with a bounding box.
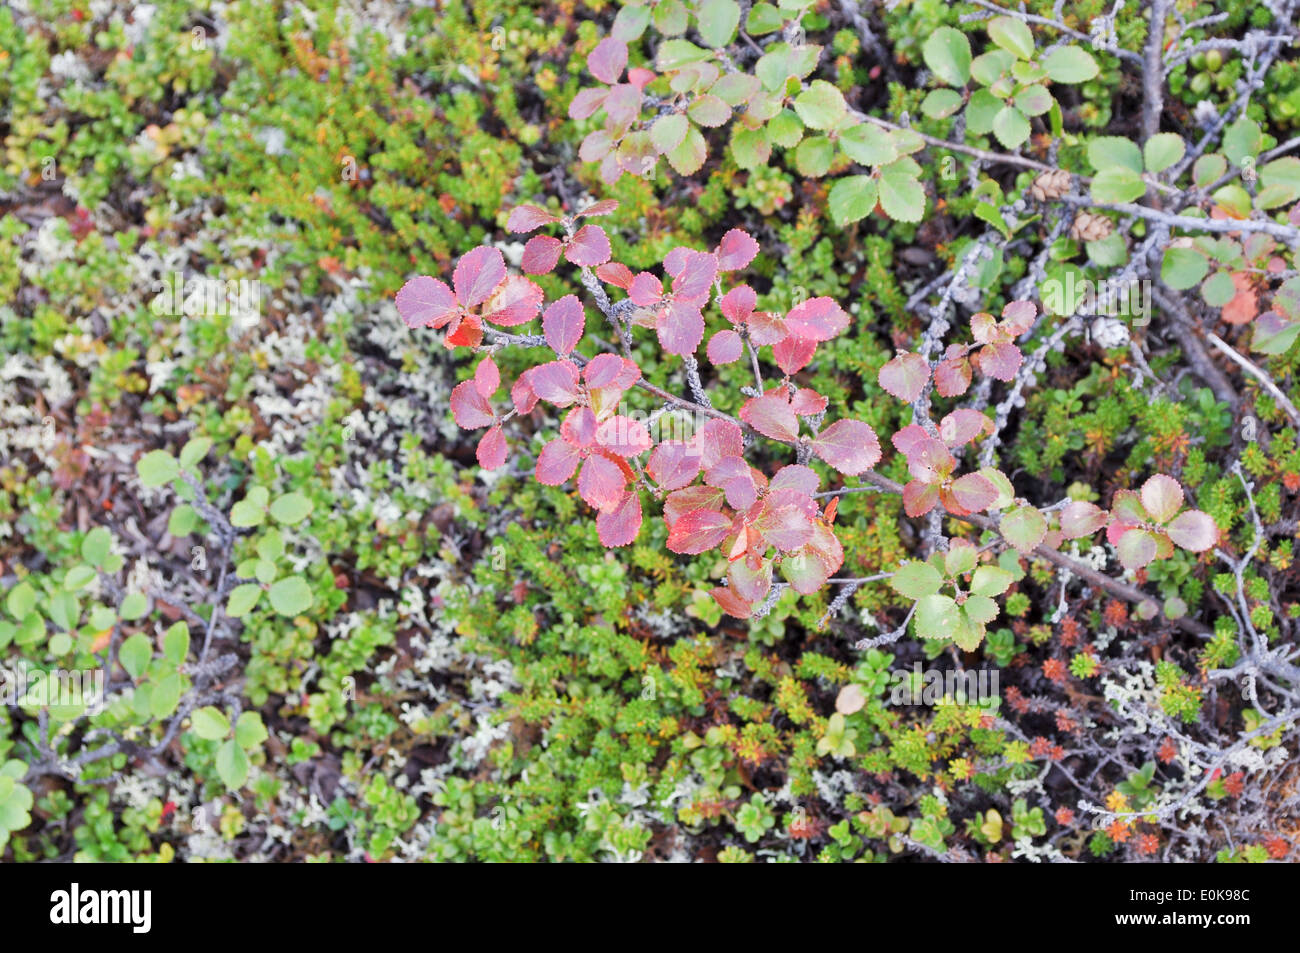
[1070,212,1113,242]
[1029,168,1071,202]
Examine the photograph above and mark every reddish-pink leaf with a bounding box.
[770,465,820,496]
[543,295,585,355]
[481,275,543,327]
[719,285,756,324]
[561,406,598,448]
[934,355,972,397]
[565,225,612,267]
[706,455,761,510]
[740,393,800,442]
[667,508,734,554]
[755,505,814,551]
[811,420,881,475]
[772,334,817,375]
[707,329,744,364]
[664,485,726,526]
[938,408,992,448]
[597,490,643,547]
[521,235,563,274]
[948,473,1000,514]
[583,353,625,389]
[715,229,759,271]
[604,83,643,129]
[1001,300,1036,335]
[588,37,628,84]
[450,380,494,430]
[511,368,539,414]
[476,427,507,469]
[647,441,701,491]
[789,388,828,417]
[452,246,506,309]
[657,301,705,355]
[1166,510,1218,552]
[596,262,634,288]
[530,360,583,406]
[579,199,619,218]
[668,250,718,305]
[903,480,940,517]
[596,415,652,456]
[696,419,744,469]
[974,341,1023,381]
[1060,501,1109,539]
[396,276,457,329]
[711,584,753,619]
[785,297,849,342]
[970,312,998,345]
[569,87,608,120]
[629,272,663,306]
[728,557,772,603]
[746,310,787,346]
[580,129,614,163]
[891,424,929,459]
[1140,474,1184,524]
[1116,527,1159,571]
[579,453,629,513]
[506,204,559,233]
[905,437,955,483]
[474,356,499,399]
[535,438,582,485]
[878,351,929,402]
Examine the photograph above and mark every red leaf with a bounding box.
[664,485,726,526]
[667,508,734,554]
[785,297,849,342]
[597,490,643,547]
[948,473,999,513]
[903,480,939,517]
[891,423,929,458]
[453,246,506,309]
[668,250,718,305]
[481,275,543,326]
[536,438,582,485]
[974,341,1022,381]
[1001,300,1036,335]
[511,368,539,414]
[579,453,628,512]
[696,419,744,469]
[707,329,744,364]
[569,87,608,120]
[811,420,881,475]
[476,427,507,469]
[878,351,929,402]
[1060,501,1108,539]
[629,272,664,306]
[561,406,598,448]
[938,408,992,448]
[728,557,772,603]
[770,465,819,496]
[506,204,559,233]
[740,392,799,442]
[754,505,814,551]
[583,353,626,388]
[396,276,457,329]
[565,225,612,267]
[719,285,757,324]
[711,585,753,619]
[1166,510,1218,551]
[596,262,634,288]
[530,360,583,406]
[934,355,972,396]
[579,199,619,218]
[474,356,499,399]
[746,310,787,346]
[521,235,563,274]
[543,295,585,355]
[715,229,759,271]
[1221,273,1258,325]
[657,301,705,355]
[450,380,494,429]
[588,37,628,84]
[444,313,483,349]
[596,415,652,456]
[772,334,816,375]
[705,455,761,510]
[789,388,828,416]
[647,441,701,490]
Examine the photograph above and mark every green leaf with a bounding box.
[235,712,269,750]
[920,88,964,120]
[167,504,199,537]
[730,126,771,169]
[794,135,834,177]
[653,0,689,35]
[666,124,708,175]
[1193,154,1227,188]
[974,202,1011,239]
[47,590,79,631]
[81,527,112,567]
[922,27,971,86]
[1013,84,1052,117]
[839,123,897,166]
[1090,167,1146,204]
[179,437,213,470]
[1041,46,1099,83]
[650,114,688,154]
[696,0,740,48]
[915,594,960,639]
[970,49,1015,86]
[766,109,803,148]
[6,582,37,620]
[878,159,926,222]
[890,562,944,600]
[1161,246,1210,290]
[991,106,1030,149]
[215,738,250,789]
[268,576,313,617]
[793,80,847,130]
[964,88,1002,135]
[970,566,1015,597]
[828,175,879,226]
[119,632,152,679]
[137,450,179,488]
[119,591,149,621]
[746,2,784,35]
[1087,136,1143,174]
[963,594,999,626]
[226,583,263,618]
[230,499,266,528]
[151,671,182,719]
[987,16,1035,60]
[1258,156,1300,206]
[1201,270,1236,306]
[1143,133,1185,174]
[191,706,231,741]
[163,621,190,665]
[1222,117,1262,166]
[1000,505,1047,554]
[63,565,97,591]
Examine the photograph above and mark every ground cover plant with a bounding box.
[1,0,1299,863]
